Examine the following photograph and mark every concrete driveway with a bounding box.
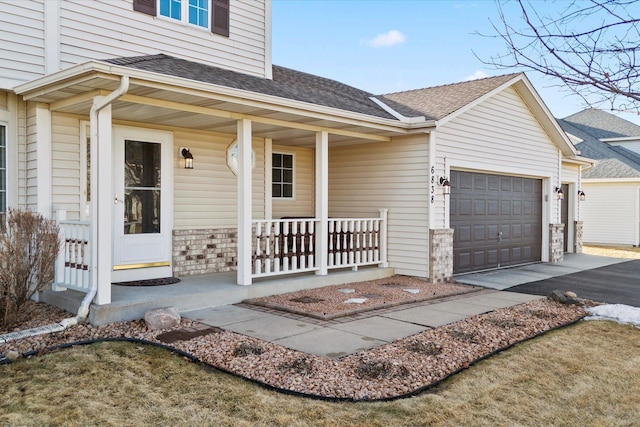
[455,254,640,307]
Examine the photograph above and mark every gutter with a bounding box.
[0,76,130,346]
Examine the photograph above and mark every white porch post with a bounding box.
[91,99,113,304]
[35,103,52,217]
[315,131,329,276]
[237,119,253,285]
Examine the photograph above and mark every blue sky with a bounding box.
[272,0,640,124]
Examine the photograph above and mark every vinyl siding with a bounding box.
[581,181,640,246]
[562,162,582,221]
[607,140,640,155]
[51,113,81,220]
[436,87,560,228]
[0,0,45,86]
[173,130,265,229]
[329,135,430,277]
[272,145,314,219]
[25,103,38,211]
[58,0,268,78]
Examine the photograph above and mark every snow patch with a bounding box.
[585,304,640,326]
[403,289,420,294]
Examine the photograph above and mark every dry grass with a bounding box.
[2,320,639,426]
[583,244,640,259]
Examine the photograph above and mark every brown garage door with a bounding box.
[450,171,542,274]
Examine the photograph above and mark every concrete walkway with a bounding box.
[183,254,623,358]
[183,290,541,358]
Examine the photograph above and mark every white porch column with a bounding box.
[315,131,329,276]
[35,103,52,217]
[237,119,253,285]
[91,99,113,304]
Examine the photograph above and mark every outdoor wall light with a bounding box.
[439,176,451,195]
[554,186,564,201]
[578,190,586,201]
[180,147,194,169]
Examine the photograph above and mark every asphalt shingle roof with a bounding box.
[377,73,521,121]
[558,109,640,179]
[104,54,527,125]
[104,54,398,120]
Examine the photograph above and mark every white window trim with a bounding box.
[272,151,295,200]
[157,0,212,31]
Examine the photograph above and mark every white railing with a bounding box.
[327,217,384,270]
[252,218,319,277]
[252,209,388,279]
[54,216,92,293]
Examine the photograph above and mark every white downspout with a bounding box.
[0,76,130,345]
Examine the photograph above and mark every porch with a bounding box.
[43,266,395,326]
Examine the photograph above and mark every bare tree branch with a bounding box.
[477,0,640,114]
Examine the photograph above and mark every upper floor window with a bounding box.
[160,0,208,29]
[272,153,293,199]
[134,0,229,36]
[0,125,6,216]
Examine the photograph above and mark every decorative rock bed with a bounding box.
[1,296,588,401]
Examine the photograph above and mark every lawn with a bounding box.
[1,320,639,426]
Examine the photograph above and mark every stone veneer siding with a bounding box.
[429,228,454,283]
[549,223,565,263]
[173,228,237,276]
[574,221,583,254]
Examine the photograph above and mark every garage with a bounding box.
[450,171,542,274]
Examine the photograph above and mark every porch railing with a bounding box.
[252,210,388,279]
[54,217,92,293]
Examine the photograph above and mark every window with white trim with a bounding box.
[159,0,209,29]
[134,0,229,36]
[0,124,6,216]
[272,153,293,199]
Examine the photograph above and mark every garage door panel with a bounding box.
[452,171,542,273]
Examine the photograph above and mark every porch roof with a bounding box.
[14,55,435,147]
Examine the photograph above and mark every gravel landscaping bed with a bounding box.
[1,298,588,401]
[244,275,477,319]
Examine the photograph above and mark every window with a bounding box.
[159,0,208,28]
[0,125,6,216]
[272,153,293,199]
[134,0,229,35]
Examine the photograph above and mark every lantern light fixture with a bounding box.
[554,186,564,200]
[578,190,586,201]
[439,176,451,195]
[180,147,194,169]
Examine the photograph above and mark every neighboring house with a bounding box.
[0,0,589,319]
[558,109,640,246]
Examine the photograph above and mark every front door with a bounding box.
[112,127,173,282]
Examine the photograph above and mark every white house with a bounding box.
[558,109,640,246]
[0,0,590,322]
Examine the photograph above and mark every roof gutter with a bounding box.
[0,76,130,347]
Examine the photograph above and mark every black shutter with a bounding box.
[133,0,156,16]
[211,0,230,37]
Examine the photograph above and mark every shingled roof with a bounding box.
[376,73,521,121]
[558,109,640,179]
[104,54,398,120]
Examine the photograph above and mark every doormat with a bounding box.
[112,277,181,287]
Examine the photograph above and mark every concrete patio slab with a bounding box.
[330,316,427,342]
[273,327,387,358]
[220,314,322,342]
[182,305,269,326]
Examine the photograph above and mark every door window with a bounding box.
[124,140,161,234]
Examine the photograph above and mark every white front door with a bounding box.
[112,126,173,282]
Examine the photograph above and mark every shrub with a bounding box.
[0,209,61,329]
